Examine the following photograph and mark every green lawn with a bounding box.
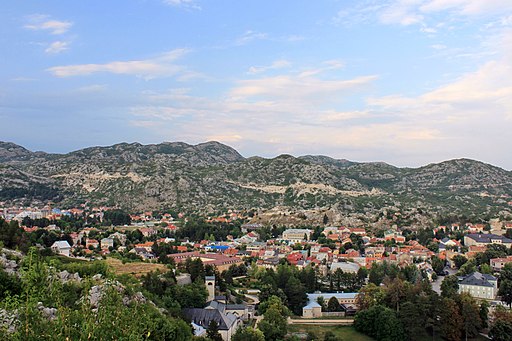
[287,325,374,341]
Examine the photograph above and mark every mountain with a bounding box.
[0,141,511,223]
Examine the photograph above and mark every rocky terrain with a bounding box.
[0,141,511,224]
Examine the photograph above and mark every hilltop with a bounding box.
[0,141,511,223]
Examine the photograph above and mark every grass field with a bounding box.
[287,325,374,341]
[106,258,168,277]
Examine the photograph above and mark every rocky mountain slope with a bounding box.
[0,141,511,221]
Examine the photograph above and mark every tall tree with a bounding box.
[500,263,512,307]
[356,283,385,311]
[489,319,512,341]
[259,296,289,341]
[440,298,463,341]
[479,300,489,329]
[354,304,405,341]
[399,301,424,341]
[441,275,459,298]
[327,296,341,312]
[459,293,482,339]
[206,320,223,341]
[284,276,308,315]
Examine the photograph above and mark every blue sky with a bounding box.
[1,0,512,168]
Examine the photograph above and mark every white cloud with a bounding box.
[420,0,512,16]
[236,30,267,45]
[25,15,72,35]
[47,48,191,79]
[162,0,201,10]
[126,29,512,167]
[430,44,447,49]
[76,84,108,93]
[379,0,424,26]
[247,60,291,74]
[336,0,512,37]
[45,41,69,54]
[230,74,376,101]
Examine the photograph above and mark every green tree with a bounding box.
[327,296,341,312]
[480,300,490,328]
[284,276,308,315]
[490,319,512,341]
[354,304,405,341]
[356,283,385,310]
[459,293,482,338]
[441,275,459,298]
[206,320,223,341]
[431,256,445,275]
[499,279,512,307]
[259,296,289,341]
[399,301,424,341]
[452,254,468,269]
[232,327,265,341]
[440,298,463,341]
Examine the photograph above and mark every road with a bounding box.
[432,266,457,294]
[235,289,260,304]
[288,318,354,325]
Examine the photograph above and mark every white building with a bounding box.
[330,261,360,274]
[458,272,498,300]
[282,229,312,243]
[51,241,71,257]
[303,292,358,318]
[100,238,114,250]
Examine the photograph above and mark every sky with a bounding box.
[1,0,512,169]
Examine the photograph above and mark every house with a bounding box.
[168,251,243,271]
[490,256,512,271]
[183,308,241,341]
[139,228,157,237]
[205,300,253,321]
[438,238,461,251]
[303,292,358,318]
[134,242,155,252]
[384,230,406,243]
[282,228,312,243]
[51,241,71,257]
[108,232,127,246]
[458,272,498,300]
[330,261,360,274]
[86,238,99,249]
[287,252,305,265]
[349,227,366,236]
[100,238,114,250]
[464,233,512,247]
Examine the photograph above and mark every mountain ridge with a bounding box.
[0,140,511,223]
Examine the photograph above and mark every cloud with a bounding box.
[335,0,512,36]
[247,60,291,74]
[236,30,267,45]
[75,84,108,93]
[430,44,447,50]
[230,73,376,101]
[126,28,512,167]
[379,0,424,26]
[420,0,512,16]
[47,48,191,79]
[127,61,380,152]
[45,41,69,54]
[25,15,72,35]
[162,0,201,10]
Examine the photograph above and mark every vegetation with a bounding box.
[354,274,488,341]
[0,248,193,340]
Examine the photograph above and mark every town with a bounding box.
[2,202,512,340]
